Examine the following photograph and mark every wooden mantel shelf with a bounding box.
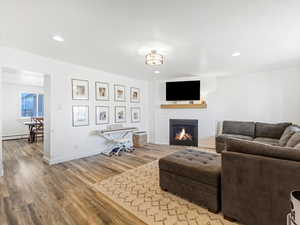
[160,103,207,109]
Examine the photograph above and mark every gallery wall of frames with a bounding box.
[71,79,141,127]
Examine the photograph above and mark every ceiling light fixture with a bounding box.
[52,35,64,42]
[146,50,164,65]
[154,70,160,74]
[232,52,241,57]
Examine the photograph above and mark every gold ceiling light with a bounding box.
[145,50,164,65]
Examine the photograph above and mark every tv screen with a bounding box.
[166,81,200,101]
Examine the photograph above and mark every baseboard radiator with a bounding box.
[2,134,28,141]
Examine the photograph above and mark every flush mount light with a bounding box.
[232,52,241,57]
[146,50,164,65]
[154,70,160,74]
[52,35,64,42]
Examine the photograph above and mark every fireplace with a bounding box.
[169,119,198,146]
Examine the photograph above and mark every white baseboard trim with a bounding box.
[152,141,169,145]
[44,150,102,165]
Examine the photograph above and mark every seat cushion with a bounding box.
[159,149,221,186]
[287,132,300,147]
[255,122,291,139]
[216,134,253,143]
[279,125,300,147]
[223,121,255,137]
[254,137,280,146]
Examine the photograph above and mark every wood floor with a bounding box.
[0,140,212,225]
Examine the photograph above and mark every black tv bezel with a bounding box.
[166,80,201,101]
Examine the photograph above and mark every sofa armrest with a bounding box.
[226,138,300,162]
[222,150,300,225]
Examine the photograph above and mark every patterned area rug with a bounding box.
[92,160,240,225]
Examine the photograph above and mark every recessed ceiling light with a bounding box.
[154,70,160,74]
[232,52,241,57]
[52,35,64,42]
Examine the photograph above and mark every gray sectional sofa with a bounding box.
[159,121,300,225]
[222,138,300,225]
[216,121,300,153]
[217,121,300,225]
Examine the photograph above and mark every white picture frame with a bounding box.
[72,106,89,127]
[114,84,126,102]
[96,106,109,125]
[72,79,89,100]
[115,106,126,123]
[130,87,140,103]
[95,82,109,101]
[131,107,141,123]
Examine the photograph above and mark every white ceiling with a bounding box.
[1,0,300,80]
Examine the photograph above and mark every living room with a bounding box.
[1,1,300,225]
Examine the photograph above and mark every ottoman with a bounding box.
[159,149,221,212]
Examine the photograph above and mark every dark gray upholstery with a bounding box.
[222,138,300,225]
[286,132,300,147]
[216,121,293,153]
[255,122,291,139]
[222,121,255,137]
[159,149,221,212]
[226,138,300,162]
[279,125,300,146]
[216,134,253,142]
[253,137,279,146]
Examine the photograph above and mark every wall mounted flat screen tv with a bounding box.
[166,80,200,101]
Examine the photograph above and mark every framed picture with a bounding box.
[115,106,126,123]
[96,106,109,125]
[131,107,141,123]
[95,82,109,101]
[72,79,89,100]
[114,84,126,102]
[130,87,140,103]
[72,106,89,127]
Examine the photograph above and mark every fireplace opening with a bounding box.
[170,119,198,146]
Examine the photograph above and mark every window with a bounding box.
[21,93,44,117]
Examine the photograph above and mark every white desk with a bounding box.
[98,127,138,156]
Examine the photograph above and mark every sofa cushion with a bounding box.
[255,122,291,139]
[222,121,255,137]
[216,134,253,143]
[226,138,300,162]
[254,137,279,146]
[286,132,300,147]
[295,143,300,150]
[279,125,300,147]
[159,149,221,186]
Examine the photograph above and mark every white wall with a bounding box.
[215,67,300,124]
[150,76,218,144]
[151,67,300,145]
[2,83,44,139]
[0,68,3,176]
[0,47,149,164]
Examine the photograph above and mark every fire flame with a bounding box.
[175,128,192,141]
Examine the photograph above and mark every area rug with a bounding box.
[92,160,240,225]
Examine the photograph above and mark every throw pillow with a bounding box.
[295,143,300,150]
[286,132,300,148]
[279,125,300,146]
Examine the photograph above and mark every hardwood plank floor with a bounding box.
[0,140,209,225]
